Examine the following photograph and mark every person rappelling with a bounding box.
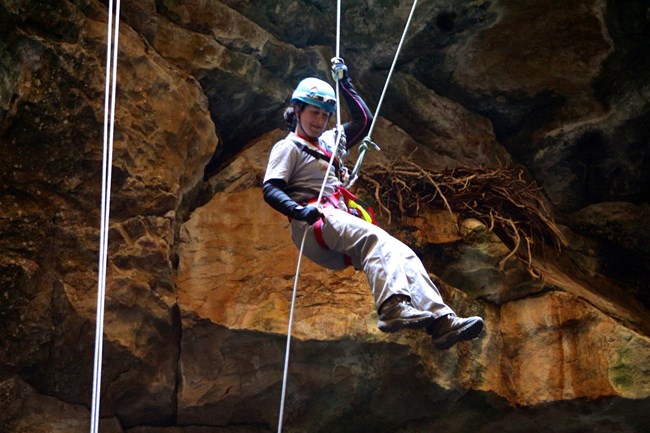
[262,58,484,350]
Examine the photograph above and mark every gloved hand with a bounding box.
[331,57,348,81]
[334,125,347,150]
[294,205,323,225]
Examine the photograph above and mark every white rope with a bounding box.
[277,2,344,432]
[348,0,419,186]
[90,0,120,432]
[275,228,306,433]
[367,0,418,138]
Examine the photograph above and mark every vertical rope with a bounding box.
[366,0,418,139]
[277,2,344,432]
[90,0,120,431]
[276,228,307,433]
[335,0,342,60]
[333,0,343,152]
[348,0,419,186]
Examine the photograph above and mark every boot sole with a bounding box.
[432,318,484,350]
[377,314,437,333]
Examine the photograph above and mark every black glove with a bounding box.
[263,180,323,225]
[294,205,323,225]
[331,57,348,81]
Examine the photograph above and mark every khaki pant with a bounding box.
[290,206,455,317]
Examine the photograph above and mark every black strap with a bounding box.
[290,139,342,179]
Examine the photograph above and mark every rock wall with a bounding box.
[1,1,649,432]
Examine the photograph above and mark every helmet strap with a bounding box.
[295,107,320,143]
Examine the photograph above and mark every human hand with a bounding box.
[335,125,347,149]
[331,57,348,81]
[297,205,323,225]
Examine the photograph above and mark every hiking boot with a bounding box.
[377,295,437,333]
[427,314,484,350]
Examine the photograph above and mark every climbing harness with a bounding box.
[289,138,376,225]
[346,0,419,188]
[90,1,120,432]
[276,1,418,432]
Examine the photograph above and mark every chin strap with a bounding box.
[295,111,320,142]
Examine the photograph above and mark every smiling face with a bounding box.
[295,103,331,139]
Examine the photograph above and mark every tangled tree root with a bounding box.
[355,159,567,277]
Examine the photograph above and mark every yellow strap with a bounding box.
[348,199,374,223]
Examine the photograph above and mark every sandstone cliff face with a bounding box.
[1,1,649,433]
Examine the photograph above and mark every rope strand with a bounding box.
[90,1,120,432]
[348,0,419,186]
[276,1,344,432]
[368,0,418,138]
[276,228,308,433]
